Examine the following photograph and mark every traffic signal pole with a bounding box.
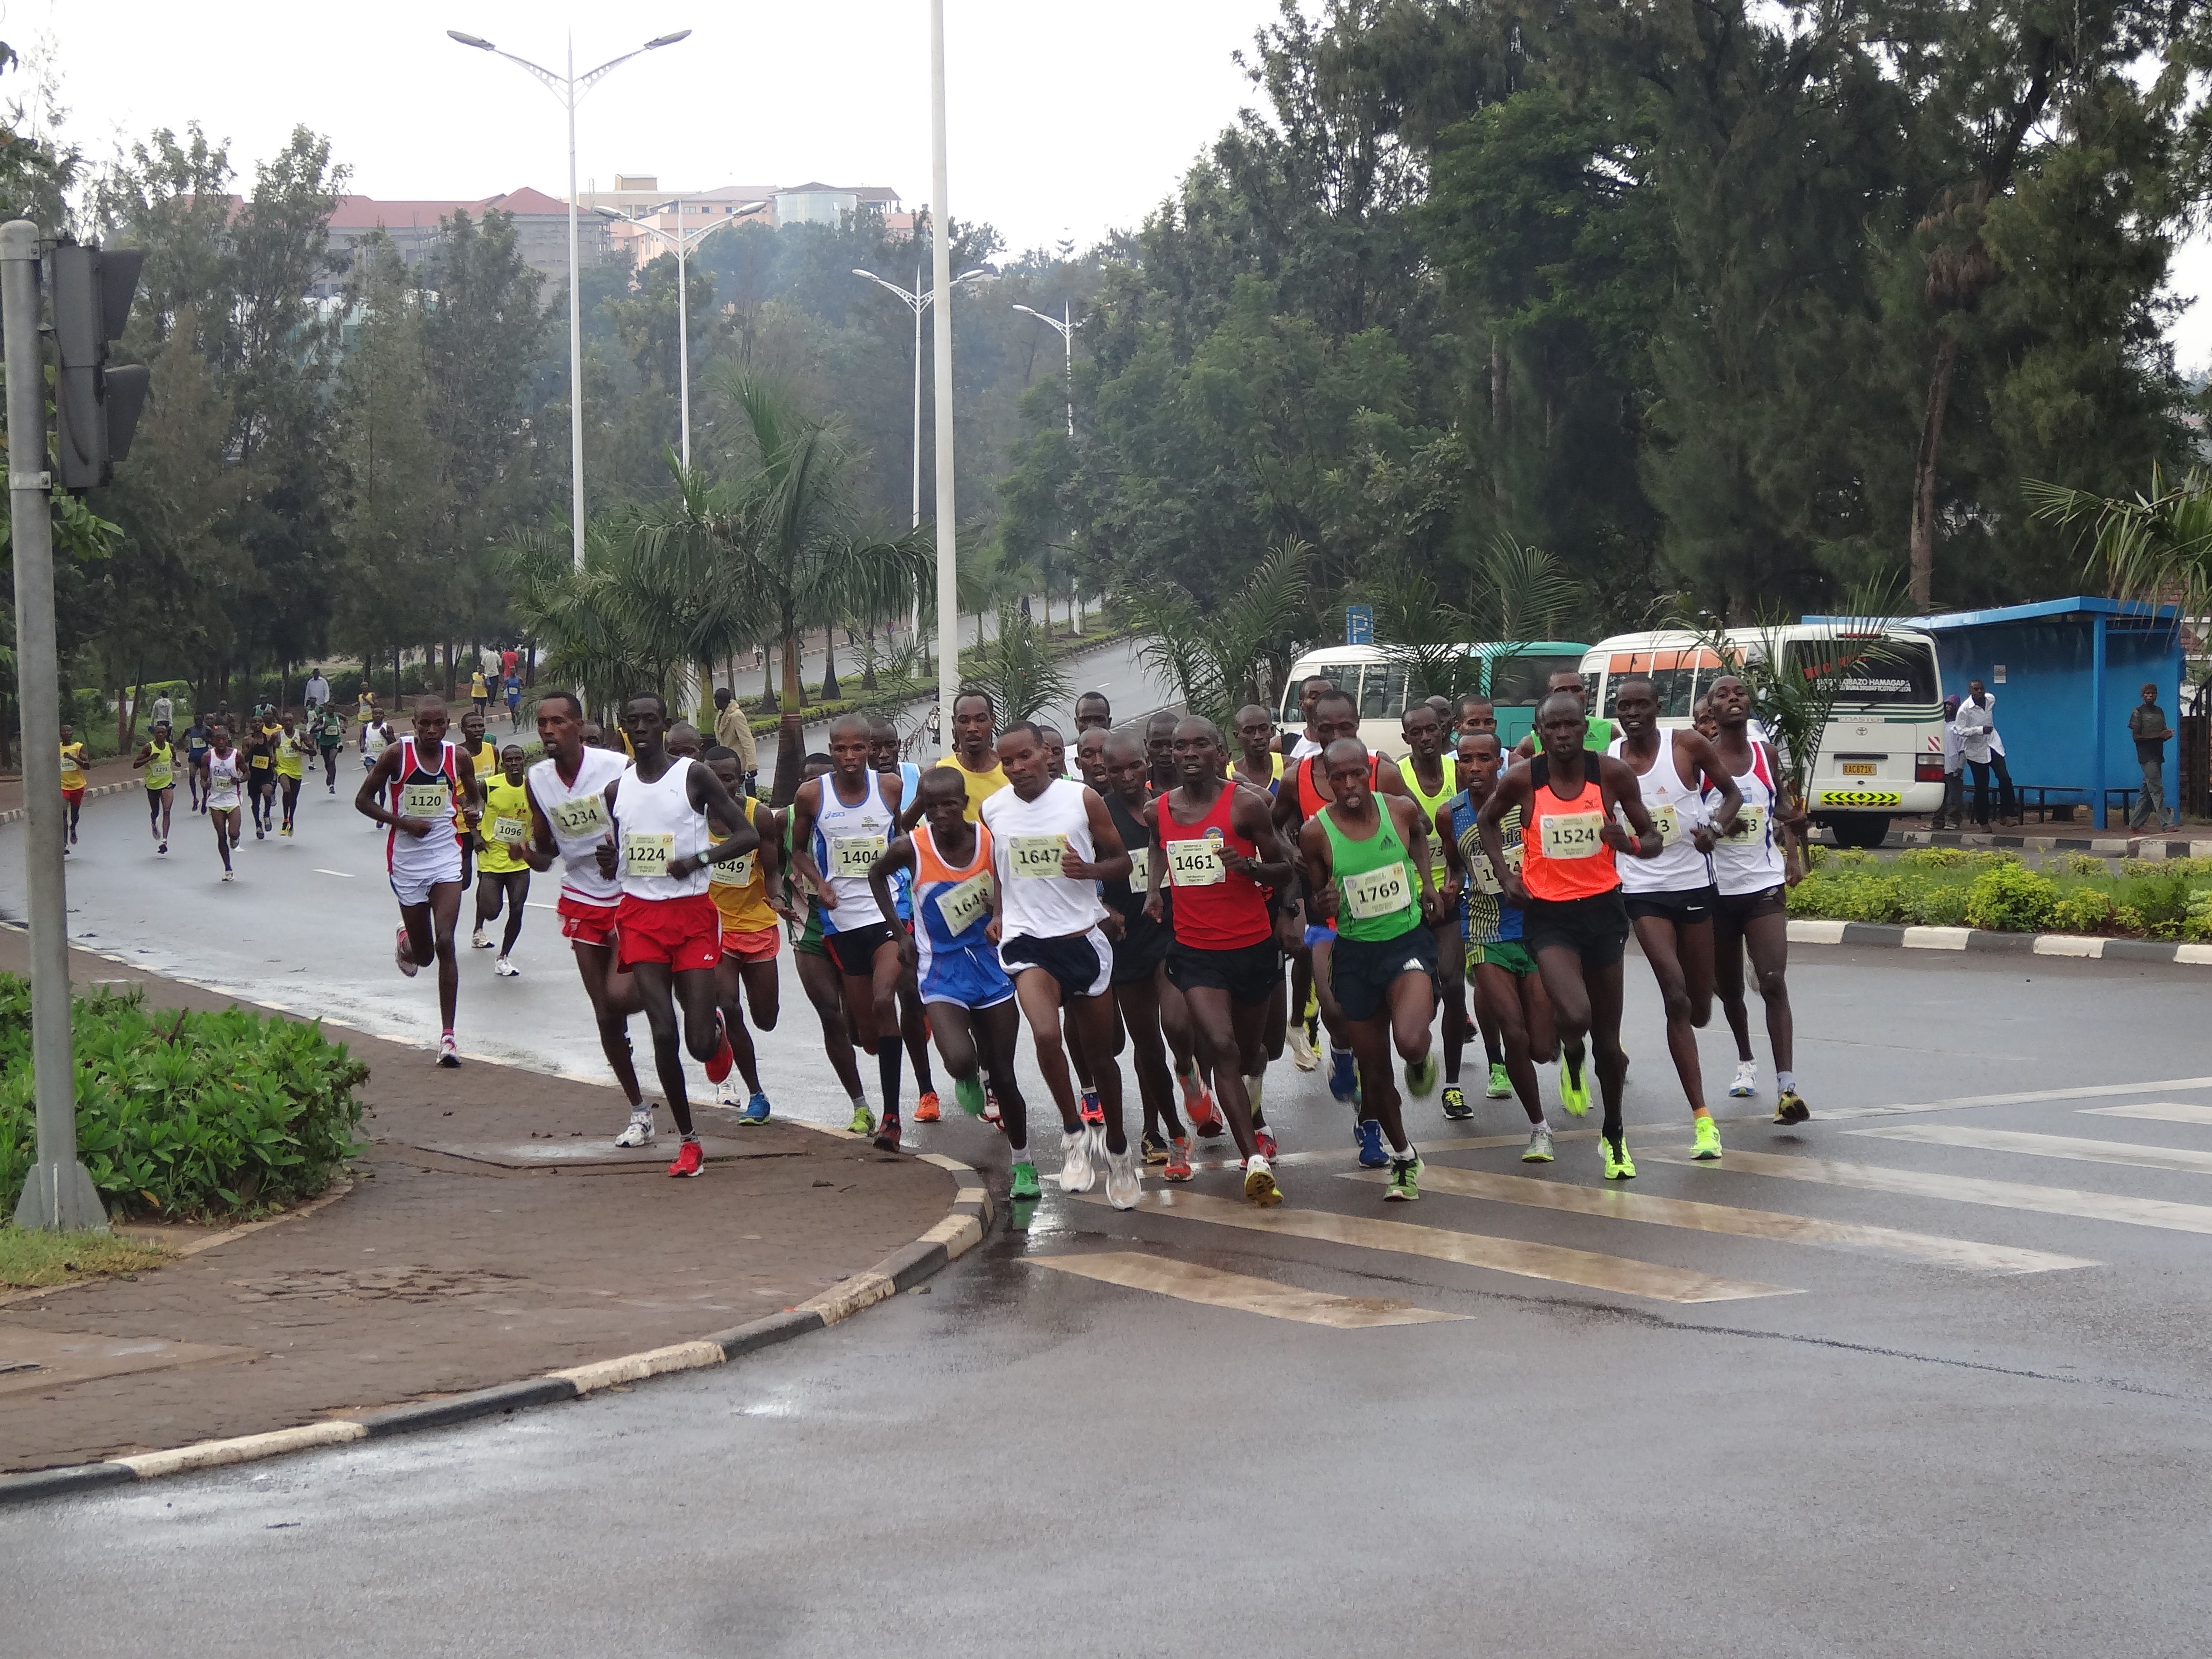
[4,219,103,1232]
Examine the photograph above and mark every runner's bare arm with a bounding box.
[1678,730,1742,845]
[1373,764,1410,799]
[867,836,917,959]
[454,751,481,828]
[1141,798,1168,923]
[353,745,422,834]
[755,817,791,918]
[1596,755,1660,856]
[520,781,559,873]
[678,762,760,880]
[1069,787,1131,884]
[592,778,623,878]
[1228,787,1295,888]
[1476,765,1532,905]
[785,778,833,904]
[1434,801,1466,900]
[1297,815,1337,923]
[131,743,150,769]
[1395,794,1441,919]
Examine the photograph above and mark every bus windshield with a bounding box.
[1487,652,1586,707]
[1780,636,1940,707]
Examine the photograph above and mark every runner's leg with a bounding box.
[740,958,779,1031]
[1713,906,1756,1065]
[1184,985,1261,1159]
[1475,961,1544,1125]
[1011,969,1084,1134]
[1631,913,1712,1120]
[1344,1005,1408,1152]
[1067,988,1129,1154]
[426,881,462,1034]
[628,961,694,1137]
[575,942,647,1111]
[865,941,904,1124]
[797,948,869,1107]
[497,870,528,956]
[1115,970,1179,1151]
[1586,957,1629,1145]
[1743,907,1795,1078]
[212,806,237,873]
[715,952,765,1096]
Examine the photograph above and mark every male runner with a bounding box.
[1397,701,1471,1119]
[57,725,86,849]
[200,722,246,880]
[239,713,274,839]
[929,688,1008,823]
[356,696,480,1066]
[469,665,490,717]
[1097,732,1195,1174]
[273,711,305,837]
[1228,704,1286,794]
[984,721,1140,1207]
[1611,675,1743,1158]
[703,745,783,1121]
[1143,710,1180,793]
[457,708,498,892]
[133,719,177,854]
[788,714,911,1148]
[1704,673,1809,1124]
[785,751,878,1134]
[526,693,655,1142]
[593,692,755,1177]
[315,701,346,792]
[1512,670,1613,760]
[869,717,942,1123]
[1300,737,1443,1200]
[1073,690,1113,735]
[505,672,523,732]
[1480,691,1663,1178]
[1148,717,1297,1204]
[470,741,534,976]
[1452,693,1515,1097]
[1040,723,1070,781]
[183,712,211,813]
[1436,730,1558,1160]
[1281,674,1337,761]
[869,769,1040,1195]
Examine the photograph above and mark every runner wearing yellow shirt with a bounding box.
[469,666,491,717]
[469,742,534,976]
[457,708,499,894]
[273,711,306,838]
[909,688,1008,827]
[705,744,786,1119]
[58,725,87,850]
[133,719,178,854]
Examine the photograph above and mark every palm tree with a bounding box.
[627,457,770,726]
[968,603,1073,724]
[2026,465,2212,619]
[1376,534,1585,701]
[1126,542,1309,727]
[705,367,928,804]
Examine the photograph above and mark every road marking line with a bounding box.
[1339,1165,2093,1275]
[1851,1123,2212,1177]
[1643,1146,2212,1234]
[1826,1075,2212,1120]
[1076,1190,1796,1304]
[313,868,354,878]
[1028,1251,1467,1327]
[2085,1101,2212,1126]
[526,901,558,911]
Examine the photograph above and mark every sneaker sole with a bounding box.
[1523,1150,1554,1163]
[1775,1102,1811,1124]
[1243,1171,1282,1207]
[1692,1146,1723,1161]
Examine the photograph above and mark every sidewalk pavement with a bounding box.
[0,928,958,1473]
[1885,815,2212,859]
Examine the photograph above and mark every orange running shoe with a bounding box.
[914,1090,942,1123]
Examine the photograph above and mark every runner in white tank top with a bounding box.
[1701,672,1808,1125]
[979,722,1143,1210]
[1609,675,1744,1161]
[595,691,758,1177]
[202,726,247,881]
[355,698,480,1068]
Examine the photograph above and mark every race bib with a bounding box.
[491,815,529,846]
[831,833,887,878]
[400,783,450,820]
[549,795,609,839]
[1540,811,1605,860]
[710,851,756,887]
[623,833,675,878]
[1125,846,1150,889]
[1723,804,1767,843]
[146,760,173,789]
[1167,838,1225,887]
[1008,834,1069,880]
[1650,804,1680,848]
[1341,861,1413,922]
[935,871,993,936]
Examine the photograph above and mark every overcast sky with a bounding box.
[18,0,2212,369]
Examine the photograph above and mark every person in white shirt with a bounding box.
[303,672,330,714]
[1933,696,1965,830]
[1954,688,1996,827]
[1966,680,2016,825]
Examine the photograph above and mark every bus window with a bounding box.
[1781,637,1940,708]
[1359,665,1407,722]
[1487,652,1585,708]
[1600,666,1698,717]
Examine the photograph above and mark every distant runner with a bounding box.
[133,719,177,854]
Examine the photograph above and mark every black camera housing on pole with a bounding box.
[51,241,148,490]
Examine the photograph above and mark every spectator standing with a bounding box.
[2128,683,2175,830]
[150,689,173,731]
[303,670,330,714]
[1964,680,2016,825]
[712,686,760,794]
[1955,688,1996,827]
[1934,695,1964,830]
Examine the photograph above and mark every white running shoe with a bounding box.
[220,868,234,882]
[1104,1143,1141,1210]
[1058,1127,1094,1193]
[614,1109,655,1148]
[1729,1061,1758,1098]
[394,925,419,978]
[714,1079,742,1108]
[436,1032,461,1069]
[471,926,492,950]
[493,956,520,978]
[1285,1023,1317,1071]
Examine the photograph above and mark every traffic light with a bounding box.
[52,241,148,490]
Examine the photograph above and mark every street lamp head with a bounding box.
[956,267,993,282]
[447,29,496,49]
[1012,304,1041,319]
[646,30,692,47]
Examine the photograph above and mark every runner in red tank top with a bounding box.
[1479,689,1662,1181]
[1148,717,1298,1206]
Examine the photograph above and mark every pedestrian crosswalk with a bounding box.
[1032,1080,2212,1322]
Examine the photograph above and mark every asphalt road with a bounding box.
[9,731,2212,1651]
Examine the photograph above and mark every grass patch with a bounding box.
[0,1225,167,1289]
[1792,848,2212,938]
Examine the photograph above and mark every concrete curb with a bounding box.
[0,1153,994,1506]
[0,778,141,827]
[1787,917,2212,965]
[1889,828,2201,859]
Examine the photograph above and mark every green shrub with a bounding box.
[1964,862,2062,933]
[2112,902,2149,936]
[1898,846,2012,871]
[0,979,367,1221]
[1906,883,1974,927]
[2043,853,2111,879]
[2048,888,2114,934]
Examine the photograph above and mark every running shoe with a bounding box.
[981,1087,1002,1128]
[1692,1115,1724,1160]
[1356,1118,1389,1169]
[1184,1086,1222,1136]
[714,1079,742,1108]
[1405,1050,1439,1099]
[1486,1062,1512,1100]
[1440,1084,1472,1121]
[913,1090,942,1124]
[1774,1089,1810,1125]
[1559,1053,1590,1117]
[255,824,264,840]
[1163,1136,1194,1182]
[436,1032,461,1069]
[281,823,293,838]
[1254,1125,1279,1160]
[1058,1127,1095,1193]
[1177,1069,1207,1115]
[394,926,419,978]
[873,1116,903,1153]
[1195,1105,1227,1140]
[1601,1134,1637,1181]
[494,956,520,978]
[1523,1123,1555,1163]
[953,1075,986,1117]
[703,1011,735,1085]
[668,1137,705,1178]
[220,868,233,882]
[1384,1152,1422,1202]
[1327,1046,1358,1102]
[1010,1160,1043,1202]
[614,1108,655,1148]
[1140,1132,1170,1167]
[471,926,492,949]
[157,840,166,856]
[740,1092,771,1125]
[1103,1144,1141,1210]
[1078,1089,1105,1128]
[1729,1060,1758,1098]
[1286,1023,1318,1071]
[848,1103,876,1137]
[1242,1154,1283,1208]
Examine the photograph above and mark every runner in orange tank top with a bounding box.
[1477,690,1662,1182]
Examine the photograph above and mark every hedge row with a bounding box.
[1790,847,2212,940]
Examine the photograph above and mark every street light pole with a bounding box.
[601,200,767,471]
[447,25,691,567]
[1012,300,1083,437]
[930,0,959,747]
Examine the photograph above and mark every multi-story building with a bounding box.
[315,187,602,295]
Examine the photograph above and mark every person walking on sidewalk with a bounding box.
[2129,683,2175,830]
[594,692,756,1178]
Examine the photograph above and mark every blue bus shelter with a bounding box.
[1908,597,2183,829]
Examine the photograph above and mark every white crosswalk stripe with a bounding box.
[1027,1252,1466,1327]
[1850,1123,2212,1178]
[2083,1101,2212,1126]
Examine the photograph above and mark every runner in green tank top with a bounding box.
[1300,738,1443,1202]
[1397,702,1471,1119]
